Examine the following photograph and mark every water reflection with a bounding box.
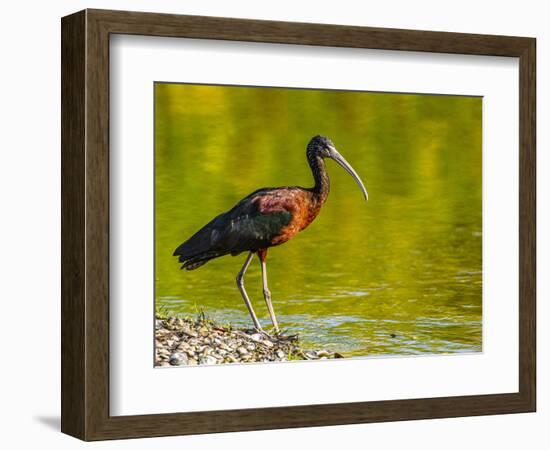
[155,83,482,357]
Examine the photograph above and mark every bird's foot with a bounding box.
[274,330,299,342]
[252,327,295,342]
[255,329,272,339]
[251,328,280,341]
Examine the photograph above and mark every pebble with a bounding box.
[169,352,189,366]
[199,355,218,365]
[182,329,198,338]
[237,347,249,356]
[250,333,264,342]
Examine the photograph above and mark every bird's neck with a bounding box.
[308,154,330,203]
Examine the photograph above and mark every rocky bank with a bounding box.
[155,314,344,366]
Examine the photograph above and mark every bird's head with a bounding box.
[307,135,368,201]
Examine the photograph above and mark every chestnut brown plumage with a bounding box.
[174,135,368,332]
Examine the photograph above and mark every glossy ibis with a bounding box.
[174,135,368,333]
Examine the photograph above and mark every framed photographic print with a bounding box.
[61,9,536,441]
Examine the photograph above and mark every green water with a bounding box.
[155,83,482,357]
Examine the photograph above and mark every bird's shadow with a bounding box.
[34,415,60,431]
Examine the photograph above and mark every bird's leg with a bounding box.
[236,252,263,332]
[258,249,280,333]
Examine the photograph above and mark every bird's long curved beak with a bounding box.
[329,147,368,201]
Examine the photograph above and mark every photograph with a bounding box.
[154,82,483,367]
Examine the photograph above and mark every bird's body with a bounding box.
[174,135,367,332]
[174,186,326,270]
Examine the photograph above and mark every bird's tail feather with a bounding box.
[183,260,208,271]
[179,250,228,270]
[173,214,224,258]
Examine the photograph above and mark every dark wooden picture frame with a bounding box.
[61,9,536,441]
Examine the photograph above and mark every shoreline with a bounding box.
[155,314,344,366]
